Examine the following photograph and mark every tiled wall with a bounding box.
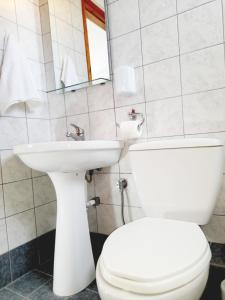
[0,0,56,259]
[50,0,225,243]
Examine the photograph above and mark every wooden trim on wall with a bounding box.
[82,0,106,81]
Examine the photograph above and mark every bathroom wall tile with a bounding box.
[202,215,225,243]
[7,209,36,250]
[183,89,225,134]
[4,179,34,217]
[111,30,142,70]
[177,0,215,13]
[51,117,67,141]
[114,67,145,107]
[0,220,8,255]
[35,201,57,236]
[0,0,16,23]
[27,119,51,143]
[97,204,123,235]
[71,3,83,31]
[0,117,28,150]
[178,1,223,54]
[95,174,120,205]
[115,103,147,139]
[48,93,66,119]
[67,114,90,140]
[144,57,181,101]
[181,45,225,94]
[1,151,31,183]
[108,0,140,39]
[87,82,114,112]
[122,174,141,207]
[33,176,56,207]
[29,60,46,91]
[65,89,88,116]
[40,3,50,35]
[87,206,98,233]
[139,0,176,27]
[146,97,183,137]
[45,62,56,91]
[89,109,116,140]
[0,17,18,51]
[214,176,225,215]
[19,27,44,63]
[142,17,179,65]
[15,0,41,34]
[42,33,53,63]
[0,185,4,219]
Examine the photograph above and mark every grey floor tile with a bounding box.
[68,289,100,300]
[0,288,24,300]
[28,280,65,300]
[87,281,98,293]
[7,270,51,297]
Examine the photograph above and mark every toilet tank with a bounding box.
[129,138,224,225]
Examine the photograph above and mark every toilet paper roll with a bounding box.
[118,121,143,140]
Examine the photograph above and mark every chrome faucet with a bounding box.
[66,123,85,141]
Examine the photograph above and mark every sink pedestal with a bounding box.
[48,172,95,297]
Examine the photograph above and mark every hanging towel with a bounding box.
[61,55,79,88]
[0,34,42,115]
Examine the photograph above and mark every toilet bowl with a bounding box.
[96,139,224,300]
[97,218,210,300]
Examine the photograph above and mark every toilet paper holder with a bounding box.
[116,109,145,129]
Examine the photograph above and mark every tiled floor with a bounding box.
[0,265,100,300]
[1,261,225,300]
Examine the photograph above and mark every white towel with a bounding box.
[61,55,79,88]
[0,34,42,115]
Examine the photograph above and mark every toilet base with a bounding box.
[96,260,209,300]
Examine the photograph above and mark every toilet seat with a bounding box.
[100,218,211,295]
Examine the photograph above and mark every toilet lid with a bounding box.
[100,218,211,294]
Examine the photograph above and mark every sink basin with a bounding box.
[14,140,122,297]
[14,140,122,172]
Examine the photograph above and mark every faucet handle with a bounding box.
[70,123,84,135]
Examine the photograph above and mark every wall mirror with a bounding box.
[42,0,110,93]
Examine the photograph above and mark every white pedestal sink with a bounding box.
[13,141,122,297]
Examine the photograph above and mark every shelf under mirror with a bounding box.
[47,78,110,95]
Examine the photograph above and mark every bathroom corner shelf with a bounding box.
[47,78,110,94]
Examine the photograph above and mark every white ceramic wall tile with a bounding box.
[0,220,8,255]
[6,209,36,250]
[214,175,225,215]
[89,109,116,140]
[65,89,88,116]
[71,2,83,31]
[142,16,179,65]
[122,174,141,207]
[144,57,181,101]
[87,206,98,232]
[29,60,46,91]
[139,0,176,27]
[97,204,123,235]
[48,93,66,118]
[202,214,225,243]
[67,114,90,140]
[95,174,120,205]
[178,1,223,54]
[87,82,114,112]
[108,0,140,39]
[51,117,67,141]
[177,0,214,13]
[0,117,28,150]
[42,33,53,63]
[27,119,51,143]
[114,67,145,107]
[1,151,31,183]
[4,179,34,217]
[35,201,57,236]
[183,88,225,134]
[181,45,225,94]
[40,3,51,34]
[0,0,16,23]
[15,0,41,34]
[111,30,142,70]
[146,97,183,137]
[33,176,56,207]
[0,185,4,219]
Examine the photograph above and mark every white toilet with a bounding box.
[96,138,224,300]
